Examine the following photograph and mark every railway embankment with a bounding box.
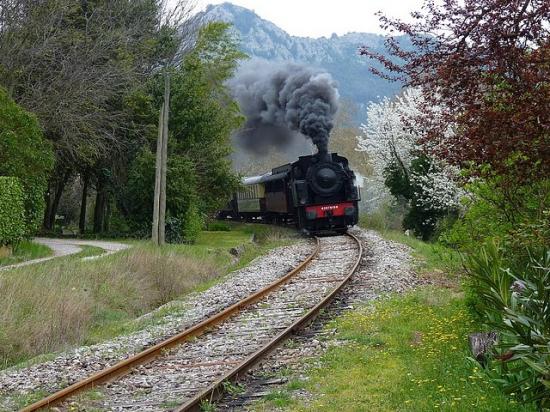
[0,226,532,411]
[0,225,304,410]
[216,229,533,412]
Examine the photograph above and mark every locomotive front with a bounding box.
[290,149,360,234]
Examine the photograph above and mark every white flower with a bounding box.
[356,87,463,214]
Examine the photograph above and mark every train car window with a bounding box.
[237,184,264,200]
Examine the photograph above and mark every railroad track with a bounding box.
[22,233,362,411]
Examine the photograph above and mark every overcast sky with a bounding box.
[195,0,425,38]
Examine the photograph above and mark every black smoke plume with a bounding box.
[229,60,339,154]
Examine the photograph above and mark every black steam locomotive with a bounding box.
[219,150,360,234]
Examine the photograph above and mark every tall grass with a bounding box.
[0,246,218,368]
[0,225,297,368]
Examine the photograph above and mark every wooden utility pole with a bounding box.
[152,103,164,244]
[159,73,170,244]
[152,72,171,245]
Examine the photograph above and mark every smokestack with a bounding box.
[229,59,339,154]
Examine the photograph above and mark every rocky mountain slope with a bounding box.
[204,3,407,116]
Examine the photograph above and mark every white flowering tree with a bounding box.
[356,87,462,238]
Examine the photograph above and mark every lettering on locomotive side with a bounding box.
[320,205,339,211]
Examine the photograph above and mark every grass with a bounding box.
[282,288,535,412]
[250,220,534,411]
[0,240,52,267]
[0,224,298,369]
[359,212,463,277]
[380,230,463,276]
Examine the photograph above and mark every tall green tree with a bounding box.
[0,0,197,231]
[0,88,54,235]
[125,22,245,242]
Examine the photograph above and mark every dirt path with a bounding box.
[0,238,130,271]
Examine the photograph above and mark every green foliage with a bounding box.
[124,22,244,242]
[182,202,202,244]
[207,221,231,232]
[169,22,244,213]
[0,177,26,246]
[383,157,451,240]
[465,245,550,407]
[359,201,406,233]
[0,88,54,235]
[125,148,199,240]
[441,178,549,253]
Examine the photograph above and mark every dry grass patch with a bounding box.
[0,246,218,368]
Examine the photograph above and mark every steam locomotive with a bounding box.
[219,150,360,234]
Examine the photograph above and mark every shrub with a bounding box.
[441,178,549,252]
[0,177,26,246]
[359,200,406,232]
[384,156,458,240]
[182,202,203,244]
[0,88,54,235]
[466,244,550,407]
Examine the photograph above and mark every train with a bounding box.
[219,150,360,234]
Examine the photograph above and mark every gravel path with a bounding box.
[0,240,314,411]
[0,238,129,271]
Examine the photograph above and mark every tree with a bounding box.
[0,87,54,235]
[125,22,245,242]
[357,88,461,239]
[360,0,550,182]
[0,0,197,231]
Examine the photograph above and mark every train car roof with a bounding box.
[242,170,288,185]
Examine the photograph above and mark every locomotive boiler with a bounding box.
[219,149,360,234]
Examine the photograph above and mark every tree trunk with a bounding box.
[93,177,107,234]
[43,170,70,231]
[469,332,498,366]
[104,197,111,233]
[79,173,89,234]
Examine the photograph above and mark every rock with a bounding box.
[229,245,245,257]
[469,332,498,365]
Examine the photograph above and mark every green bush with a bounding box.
[441,178,549,252]
[466,243,550,407]
[359,201,406,232]
[0,88,54,235]
[0,177,26,246]
[384,156,457,240]
[182,202,203,244]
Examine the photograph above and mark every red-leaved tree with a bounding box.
[361,0,550,181]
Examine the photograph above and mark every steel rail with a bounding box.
[174,232,363,412]
[21,238,320,412]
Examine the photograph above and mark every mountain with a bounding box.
[204,3,406,119]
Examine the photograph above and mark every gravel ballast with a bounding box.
[0,227,419,411]
[0,240,313,410]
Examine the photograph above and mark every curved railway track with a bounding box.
[22,233,362,412]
